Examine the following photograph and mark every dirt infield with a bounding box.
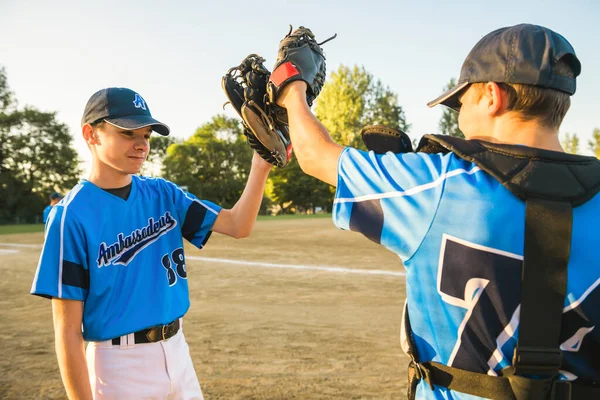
[0,218,409,399]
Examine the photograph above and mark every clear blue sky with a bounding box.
[1,0,598,173]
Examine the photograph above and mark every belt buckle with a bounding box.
[161,323,170,340]
[408,360,434,391]
[513,346,562,377]
[409,360,422,380]
[161,321,176,341]
[551,380,572,400]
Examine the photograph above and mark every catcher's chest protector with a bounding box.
[404,135,600,400]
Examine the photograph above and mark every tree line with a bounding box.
[0,67,81,224]
[561,130,600,157]
[1,66,598,224]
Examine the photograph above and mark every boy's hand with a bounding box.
[276,81,308,109]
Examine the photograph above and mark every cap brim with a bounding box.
[105,115,170,136]
[427,81,470,111]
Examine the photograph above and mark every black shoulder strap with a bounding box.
[416,134,600,206]
[514,199,571,378]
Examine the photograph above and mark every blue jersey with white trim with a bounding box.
[31,175,221,342]
[333,147,600,400]
[42,205,53,223]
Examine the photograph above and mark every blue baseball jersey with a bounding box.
[42,205,53,223]
[31,175,221,342]
[333,147,600,400]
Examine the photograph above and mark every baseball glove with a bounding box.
[267,25,337,107]
[222,54,292,167]
[360,125,413,154]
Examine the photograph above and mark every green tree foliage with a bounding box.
[315,65,411,149]
[589,128,600,159]
[269,155,333,214]
[561,132,580,154]
[140,135,178,177]
[438,78,465,138]
[273,64,410,213]
[0,66,14,111]
[0,67,81,223]
[162,115,253,208]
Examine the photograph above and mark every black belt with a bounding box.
[111,319,180,345]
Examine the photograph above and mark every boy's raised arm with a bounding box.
[212,152,272,238]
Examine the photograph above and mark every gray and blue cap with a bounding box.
[428,24,582,111]
[81,87,170,136]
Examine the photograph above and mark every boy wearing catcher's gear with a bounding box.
[31,87,272,399]
[273,24,600,399]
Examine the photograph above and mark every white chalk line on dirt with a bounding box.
[186,256,404,277]
[0,249,20,254]
[0,243,41,248]
[0,243,404,277]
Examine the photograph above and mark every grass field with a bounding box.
[0,214,333,235]
[0,218,408,399]
[0,224,45,235]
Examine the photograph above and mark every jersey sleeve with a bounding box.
[31,205,90,301]
[42,206,51,224]
[333,147,450,262]
[165,181,222,249]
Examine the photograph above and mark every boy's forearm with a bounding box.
[228,155,271,237]
[55,329,93,400]
[277,82,343,186]
[52,299,93,400]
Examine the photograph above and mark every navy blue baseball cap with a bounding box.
[428,24,581,111]
[49,192,63,200]
[81,87,170,136]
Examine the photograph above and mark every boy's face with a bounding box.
[89,123,152,175]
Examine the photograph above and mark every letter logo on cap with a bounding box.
[133,93,147,110]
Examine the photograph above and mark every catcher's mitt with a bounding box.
[267,26,337,107]
[360,125,413,154]
[222,54,292,167]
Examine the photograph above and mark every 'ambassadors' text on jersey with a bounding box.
[333,148,600,400]
[31,176,221,341]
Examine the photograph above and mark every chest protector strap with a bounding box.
[405,135,600,400]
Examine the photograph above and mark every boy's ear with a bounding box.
[486,82,505,116]
[82,123,98,145]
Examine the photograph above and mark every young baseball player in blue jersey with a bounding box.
[271,24,600,399]
[31,87,272,399]
[42,192,63,223]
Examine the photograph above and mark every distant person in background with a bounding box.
[42,192,63,223]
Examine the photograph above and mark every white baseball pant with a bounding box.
[86,324,204,400]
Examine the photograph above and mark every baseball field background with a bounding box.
[0,216,409,399]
